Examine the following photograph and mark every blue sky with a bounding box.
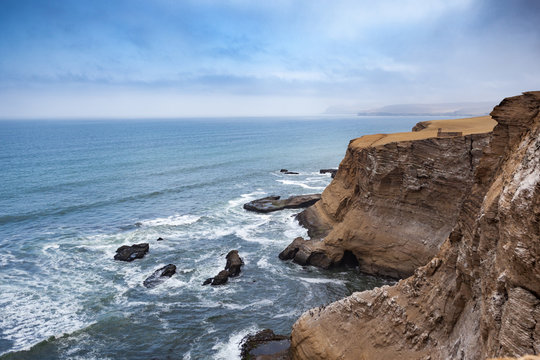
[0,0,539,118]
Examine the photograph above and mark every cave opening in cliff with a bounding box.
[340,250,359,268]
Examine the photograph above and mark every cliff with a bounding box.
[290,91,540,359]
[283,115,496,278]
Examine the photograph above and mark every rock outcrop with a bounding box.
[243,194,321,213]
[143,264,176,288]
[240,329,290,360]
[113,243,149,261]
[290,92,540,359]
[282,115,496,278]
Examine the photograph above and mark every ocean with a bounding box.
[0,116,423,360]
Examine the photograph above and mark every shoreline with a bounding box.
[281,91,540,360]
[243,114,499,358]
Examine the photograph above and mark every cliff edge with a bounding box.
[283,115,496,278]
[290,91,540,359]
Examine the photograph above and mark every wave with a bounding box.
[138,214,201,227]
[0,174,249,226]
[211,326,259,360]
[275,179,326,190]
[298,277,346,285]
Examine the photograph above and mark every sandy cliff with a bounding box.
[283,115,496,278]
[290,91,540,359]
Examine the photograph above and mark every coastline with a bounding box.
[277,92,540,360]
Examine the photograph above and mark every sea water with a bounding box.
[0,116,424,359]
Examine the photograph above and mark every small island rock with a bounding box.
[225,250,244,277]
[243,194,321,213]
[202,250,245,286]
[143,264,176,288]
[114,243,149,262]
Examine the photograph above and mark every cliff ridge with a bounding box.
[290,91,540,359]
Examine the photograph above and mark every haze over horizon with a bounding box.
[1,0,539,119]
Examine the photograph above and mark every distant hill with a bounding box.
[324,101,496,116]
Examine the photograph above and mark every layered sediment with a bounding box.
[290,91,540,359]
[284,115,496,278]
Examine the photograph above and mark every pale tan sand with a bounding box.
[351,115,497,149]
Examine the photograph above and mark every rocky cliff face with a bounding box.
[290,91,540,360]
[285,116,495,278]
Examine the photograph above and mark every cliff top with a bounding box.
[350,115,497,149]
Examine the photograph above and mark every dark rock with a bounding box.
[279,237,332,269]
[319,169,338,178]
[114,243,149,262]
[211,270,230,285]
[280,169,288,173]
[308,252,332,269]
[143,264,176,288]
[243,194,321,213]
[156,237,164,241]
[202,249,244,286]
[279,237,308,260]
[284,171,299,175]
[225,250,244,277]
[240,329,290,360]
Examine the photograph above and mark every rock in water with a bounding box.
[284,171,299,175]
[243,194,321,213]
[202,250,244,286]
[156,237,164,241]
[280,169,288,173]
[211,270,230,285]
[143,264,176,288]
[240,329,290,360]
[114,243,149,261]
[225,250,244,277]
[319,168,338,178]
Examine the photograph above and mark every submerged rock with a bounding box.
[143,264,176,288]
[243,194,321,213]
[240,329,290,360]
[284,171,299,175]
[114,243,149,262]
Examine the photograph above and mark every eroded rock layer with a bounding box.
[290,91,540,360]
[287,116,495,278]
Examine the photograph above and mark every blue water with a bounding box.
[0,116,423,359]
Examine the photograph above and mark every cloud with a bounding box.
[0,0,539,117]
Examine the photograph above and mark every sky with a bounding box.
[0,0,539,118]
